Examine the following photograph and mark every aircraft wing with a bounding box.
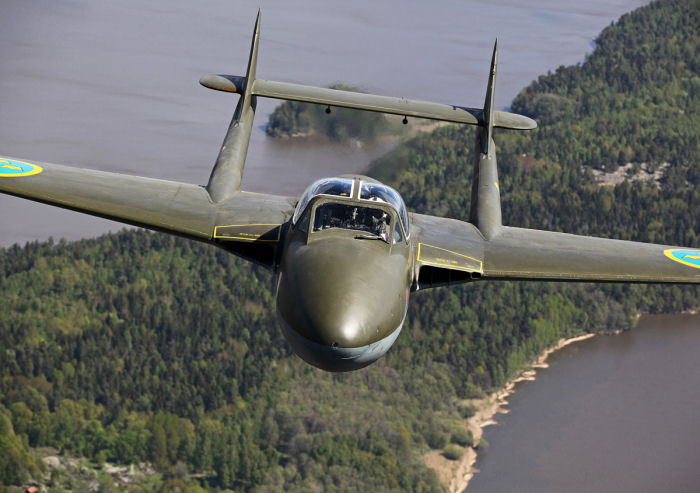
[0,156,296,258]
[481,226,700,283]
[411,214,700,287]
[0,156,217,240]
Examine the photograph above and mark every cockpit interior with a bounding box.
[292,177,409,244]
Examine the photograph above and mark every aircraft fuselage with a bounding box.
[275,178,412,371]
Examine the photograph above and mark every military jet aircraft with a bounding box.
[2,13,699,371]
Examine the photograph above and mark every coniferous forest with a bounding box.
[1,0,699,491]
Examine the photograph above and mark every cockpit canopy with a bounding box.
[292,177,409,237]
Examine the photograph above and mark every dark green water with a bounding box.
[466,314,700,493]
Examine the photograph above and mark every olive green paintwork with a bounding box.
[277,196,411,349]
[2,11,700,372]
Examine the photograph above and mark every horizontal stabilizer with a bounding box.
[200,74,536,131]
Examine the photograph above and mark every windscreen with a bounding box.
[359,182,409,237]
[293,178,354,224]
[313,203,390,238]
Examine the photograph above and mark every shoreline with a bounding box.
[424,333,596,493]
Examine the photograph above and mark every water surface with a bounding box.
[467,314,700,493]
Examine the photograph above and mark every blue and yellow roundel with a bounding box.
[0,158,43,177]
[664,249,700,269]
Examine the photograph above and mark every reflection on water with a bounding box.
[0,0,647,246]
[466,314,700,493]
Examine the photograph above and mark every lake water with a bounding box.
[466,314,700,493]
[0,0,648,246]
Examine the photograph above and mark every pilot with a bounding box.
[372,210,389,240]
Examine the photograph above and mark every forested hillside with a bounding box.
[2,0,699,491]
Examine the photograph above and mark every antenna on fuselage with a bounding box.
[205,10,261,203]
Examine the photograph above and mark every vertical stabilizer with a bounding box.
[207,11,261,202]
[482,39,497,156]
[469,40,502,239]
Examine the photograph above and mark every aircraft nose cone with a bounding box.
[277,238,407,348]
[302,290,367,348]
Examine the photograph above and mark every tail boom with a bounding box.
[206,11,260,203]
[470,41,503,240]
